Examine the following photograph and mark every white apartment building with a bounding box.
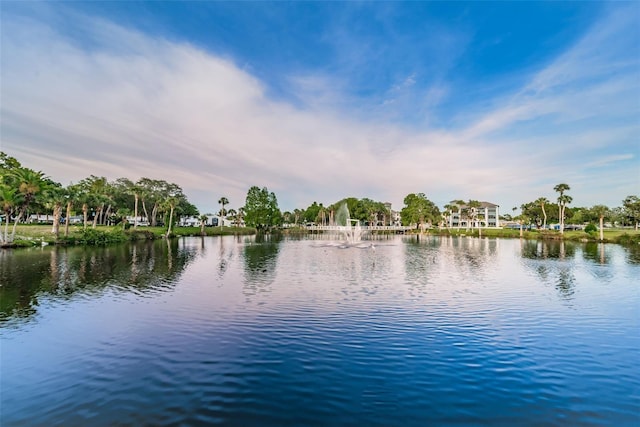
[447,201,500,228]
[384,202,401,226]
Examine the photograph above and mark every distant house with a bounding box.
[67,215,83,224]
[551,223,584,231]
[180,216,200,227]
[179,215,232,227]
[384,202,401,226]
[27,214,55,224]
[447,201,500,228]
[126,216,150,226]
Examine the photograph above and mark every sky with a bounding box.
[1,1,638,214]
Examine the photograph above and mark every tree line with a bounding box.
[511,184,639,238]
[0,152,198,243]
[2,152,638,244]
[280,197,392,228]
[278,185,640,237]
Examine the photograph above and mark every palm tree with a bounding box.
[86,176,108,228]
[558,194,573,234]
[165,196,178,238]
[591,205,609,241]
[63,185,77,237]
[512,207,523,237]
[518,204,531,238]
[115,207,131,230]
[450,200,465,230]
[443,203,457,228]
[227,209,237,226]
[218,196,229,228]
[69,183,91,230]
[282,211,291,225]
[293,208,302,225]
[199,214,208,235]
[10,168,47,240]
[45,184,66,238]
[116,178,142,228]
[131,184,142,228]
[91,193,110,228]
[554,183,571,234]
[136,179,152,224]
[535,197,550,229]
[236,207,245,227]
[13,168,45,206]
[467,200,482,232]
[623,196,640,230]
[317,204,328,226]
[0,185,19,243]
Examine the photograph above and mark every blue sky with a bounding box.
[1,2,638,214]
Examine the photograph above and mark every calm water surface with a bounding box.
[1,236,639,426]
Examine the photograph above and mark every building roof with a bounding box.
[478,201,499,208]
[451,201,499,208]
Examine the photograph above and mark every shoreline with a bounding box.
[2,225,639,249]
[282,226,640,246]
[0,225,257,248]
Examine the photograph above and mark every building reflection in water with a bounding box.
[402,235,499,298]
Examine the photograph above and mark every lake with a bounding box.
[1,235,639,426]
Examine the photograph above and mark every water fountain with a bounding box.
[331,203,370,248]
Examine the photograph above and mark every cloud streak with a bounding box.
[1,5,638,214]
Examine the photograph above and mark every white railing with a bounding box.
[305,225,412,232]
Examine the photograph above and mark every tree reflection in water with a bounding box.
[403,235,441,291]
[520,240,576,260]
[403,235,499,298]
[216,236,238,279]
[520,240,577,300]
[0,239,196,322]
[581,242,618,284]
[583,242,608,265]
[625,244,640,265]
[241,234,282,300]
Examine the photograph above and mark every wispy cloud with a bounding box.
[585,154,634,169]
[1,5,638,213]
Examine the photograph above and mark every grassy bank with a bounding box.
[425,227,640,245]
[285,225,640,245]
[1,224,257,247]
[3,224,639,248]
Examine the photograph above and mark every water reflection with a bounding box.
[583,242,609,265]
[555,268,576,299]
[0,239,196,322]
[625,244,640,264]
[1,236,639,426]
[241,234,282,298]
[216,236,233,279]
[520,240,576,260]
[434,236,497,270]
[401,236,501,300]
[519,240,578,301]
[403,235,440,289]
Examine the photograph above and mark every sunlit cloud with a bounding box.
[1,5,638,214]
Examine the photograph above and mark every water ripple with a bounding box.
[1,237,639,426]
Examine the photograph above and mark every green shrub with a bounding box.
[11,239,36,247]
[616,233,640,245]
[584,223,597,233]
[126,230,157,241]
[77,228,127,245]
[56,235,77,245]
